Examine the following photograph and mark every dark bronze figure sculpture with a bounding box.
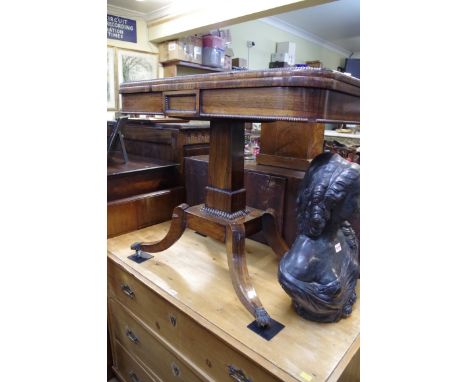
[278,152,360,323]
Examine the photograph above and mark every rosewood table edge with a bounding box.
[120,77,359,97]
[119,68,359,88]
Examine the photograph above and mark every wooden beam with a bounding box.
[147,0,335,43]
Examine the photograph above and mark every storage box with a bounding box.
[306,60,323,69]
[202,47,224,68]
[202,34,224,49]
[224,48,234,70]
[269,61,290,68]
[271,52,290,63]
[271,52,295,66]
[276,41,296,56]
[159,40,188,62]
[224,55,232,70]
[159,37,203,64]
[232,57,247,68]
[225,47,234,58]
[191,35,202,64]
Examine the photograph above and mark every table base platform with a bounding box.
[130,203,288,328]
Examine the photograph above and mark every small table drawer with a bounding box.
[163,90,200,118]
[110,298,205,382]
[114,340,157,382]
[108,259,281,382]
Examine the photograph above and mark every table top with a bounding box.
[107,221,360,382]
[119,68,359,123]
[120,67,359,96]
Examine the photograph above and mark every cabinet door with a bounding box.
[245,171,286,243]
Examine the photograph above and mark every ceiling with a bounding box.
[107,0,359,54]
[269,0,360,53]
[108,0,171,15]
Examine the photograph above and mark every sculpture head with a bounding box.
[297,152,360,237]
[278,152,360,323]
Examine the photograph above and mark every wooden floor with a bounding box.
[107,154,177,176]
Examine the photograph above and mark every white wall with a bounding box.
[228,19,347,70]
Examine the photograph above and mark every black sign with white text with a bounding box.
[107,14,137,43]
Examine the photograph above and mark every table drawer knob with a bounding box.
[126,328,139,344]
[129,371,141,382]
[228,365,252,382]
[120,284,135,299]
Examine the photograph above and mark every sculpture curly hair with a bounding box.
[278,152,360,323]
[297,152,360,237]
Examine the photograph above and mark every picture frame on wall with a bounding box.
[117,49,158,85]
[107,46,116,110]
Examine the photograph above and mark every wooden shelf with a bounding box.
[161,59,226,77]
[107,154,177,177]
[325,130,360,139]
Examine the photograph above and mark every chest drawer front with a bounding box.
[108,260,282,382]
[110,299,205,382]
[114,340,158,382]
[108,259,179,348]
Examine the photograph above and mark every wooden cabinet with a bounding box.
[120,120,210,176]
[256,121,325,171]
[107,121,210,238]
[185,155,305,247]
[108,222,360,382]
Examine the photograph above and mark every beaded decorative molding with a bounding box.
[199,113,308,122]
[201,205,249,220]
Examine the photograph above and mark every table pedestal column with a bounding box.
[205,120,246,215]
[130,119,288,331]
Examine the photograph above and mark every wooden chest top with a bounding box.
[107,221,360,382]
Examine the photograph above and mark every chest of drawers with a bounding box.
[108,222,360,382]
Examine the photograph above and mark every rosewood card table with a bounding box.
[119,68,360,329]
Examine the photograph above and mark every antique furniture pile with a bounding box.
[107,119,210,238]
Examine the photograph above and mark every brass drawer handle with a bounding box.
[171,362,181,377]
[120,284,135,299]
[228,365,252,382]
[126,328,139,344]
[129,371,141,382]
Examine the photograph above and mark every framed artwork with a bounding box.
[107,47,116,110]
[117,49,158,84]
